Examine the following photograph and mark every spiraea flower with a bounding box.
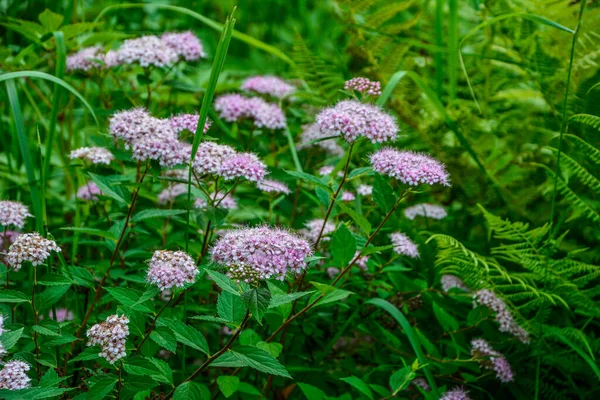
[441,275,469,292]
[410,377,431,392]
[390,232,419,258]
[116,35,178,68]
[69,147,114,165]
[300,219,336,244]
[214,94,286,130]
[298,123,345,157]
[5,233,61,271]
[341,191,355,202]
[0,201,32,228]
[370,149,450,186]
[0,231,19,265]
[470,339,514,383]
[158,184,189,205]
[318,166,343,177]
[241,75,296,99]
[170,114,211,135]
[77,182,103,201]
[404,203,447,220]
[217,153,267,182]
[132,131,188,168]
[473,289,529,343]
[440,387,471,400]
[257,180,291,195]
[344,77,382,96]
[0,360,31,390]
[211,226,313,284]
[66,46,105,72]
[316,100,398,143]
[86,314,129,364]
[354,251,369,271]
[192,142,237,175]
[147,250,198,291]
[357,184,372,196]
[195,194,238,210]
[109,108,152,146]
[161,31,206,61]
[52,308,74,323]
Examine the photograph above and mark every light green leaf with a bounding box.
[268,291,314,309]
[0,290,29,303]
[60,227,117,240]
[173,382,205,400]
[88,172,128,205]
[217,376,240,398]
[205,269,241,296]
[38,9,64,31]
[217,292,247,324]
[331,224,356,266]
[157,318,210,355]
[133,209,187,222]
[340,376,373,399]
[150,327,177,353]
[241,288,271,324]
[229,345,291,378]
[87,376,117,400]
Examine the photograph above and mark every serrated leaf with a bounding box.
[0,290,29,303]
[229,345,291,378]
[88,172,127,205]
[217,292,247,324]
[373,174,397,213]
[432,302,459,332]
[1,328,24,349]
[37,274,73,286]
[205,269,241,296]
[105,287,154,313]
[217,376,240,398]
[123,356,162,377]
[150,327,177,353]
[157,318,209,355]
[298,383,327,400]
[149,357,174,385]
[0,387,71,399]
[336,201,371,235]
[315,187,330,207]
[309,282,352,307]
[285,170,331,190]
[38,9,64,31]
[341,376,374,399]
[87,376,117,400]
[133,209,186,222]
[35,285,70,311]
[32,324,60,337]
[331,224,356,266]
[390,366,415,394]
[256,341,283,358]
[241,288,271,324]
[69,346,101,363]
[60,227,117,240]
[173,381,205,400]
[268,291,314,308]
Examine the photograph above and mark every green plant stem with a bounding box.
[134,294,173,355]
[31,265,41,379]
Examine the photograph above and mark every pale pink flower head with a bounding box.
[86,314,129,364]
[192,142,237,175]
[77,182,102,201]
[214,94,286,129]
[6,233,61,271]
[257,180,291,195]
[116,35,178,68]
[404,203,447,220]
[390,232,419,259]
[215,94,251,122]
[147,250,198,291]
[69,147,114,165]
[241,75,296,99]
[0,200,32,228]
[354,251,369,271]
[341,191,355,202]
[66,46,105,72]
[470,339,514,383]
[211,226,313,284]
[53,308,75,323]
[357,184,372,196]
[318,166,343,177]
[161,31,206,61]
[473,289,530,343]
[104,50,120,68]
[298,123,345,157]
[217,153,267,182]
[158,183,189,205]
[440,387,471,400]
[344,77,382,96]
[300,219,336,244]
[109,108,152,146]
[170,114,211,135]
[0,360,31,390]
[370,148,450,186]
[316,100,398,143]
[195,195,237,210]
[0,231,20,264]
[441,275,469,292]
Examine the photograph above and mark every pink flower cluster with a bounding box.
[86,314,130,364]
[116,35,179,67]
[211,226,313,284]
[411,377,430,392]
[158,184,189,205]
[318,166,343,177]
[390,232,420,258]
[69,146,114,165]
[354,251,369,270]
[0,200,32,228]
[441,275,469,292]
[404,203,447,220]
[147,250,198,291]
[300,219,336,243]
[344,77,382,96]
[440,387,471,400]
[214,94,286,130]
[341,191,355,201]
[316,100,397,143]
[0,360,31,390]
[0,231,19,264]
[370,148,450,186]
[160,31,206,61]
[195,194,238,210]
[5,233,61,271]
[217,153,267,182]
[356,184,372,196]
[257,179,291,195]
[192,142,237,175]
[470,339,514,383]
[241,75,296,99]
[66,46,109,71]
[473,289,530,343]
[170,114,212,135]
[298,123,345,157]
[77,182,103,201]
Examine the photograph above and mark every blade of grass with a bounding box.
[448,0,458,101]
[93,3,293,66]
[5,80,43,232]
[434,0,444,98]
[284,125,303,172]
[367,298,439,397]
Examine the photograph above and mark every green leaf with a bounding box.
[205,269,241,296]
[229,345,291,378]
[390,366,416,394]
[150,327,177,353]
[0,290,30,303]
[256,341,283,358]
[340,376,374,400]
[348,167,372,179]
[315,187,330,207]
[331,224,356,266]
[123,356,162,377]
[68,346,101,363]
[237,382,261,396]
[372,175,397,213]
[217,376,240,398]
[38,9,64,31]
[105,287,154,313]
[157,318,210,355]
[269,291,314,308]
[432,302,459,332]
[298,383,327,400]
[310,282,352,307]
[1,328,24,349]
[241,288,271,324]
[336,201,371,235]
[217,292,247,324]
[149,357,174,385]
[35,285,70,311]
[87,376,117,400]
[284,170,330,190]
[37,274,73,286]
[173,381,206,400]
[88,172,128,205]
[32,320,60,337]
[133,209,187,222]
[59,227,117,240]
[0,387,71,399]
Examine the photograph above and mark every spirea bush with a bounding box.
[1,3,599,400]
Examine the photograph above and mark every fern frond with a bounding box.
[548,147,600,195]
[544,325,595,359]
[365,1,415,29]
[564,134,600,164]
[569,113,600,130]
